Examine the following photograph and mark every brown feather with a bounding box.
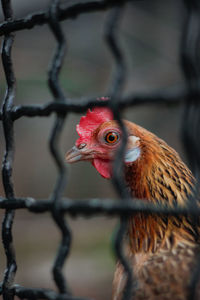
[113,121,200,300]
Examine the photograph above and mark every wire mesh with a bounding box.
[0,0,200,300]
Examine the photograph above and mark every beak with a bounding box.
[66,144,92,163]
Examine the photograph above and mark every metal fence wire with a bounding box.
[0,0,200,299]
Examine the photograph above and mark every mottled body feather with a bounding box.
[113,121,200,300]
[112,244,199,300]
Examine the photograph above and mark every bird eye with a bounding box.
[104,132,119,144]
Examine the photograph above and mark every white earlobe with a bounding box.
[124,135,140,163]
[128,136,140,145]
[125,147,140,163]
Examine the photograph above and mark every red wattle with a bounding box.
[92,159,112,179]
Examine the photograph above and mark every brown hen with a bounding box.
[66,103,200,300]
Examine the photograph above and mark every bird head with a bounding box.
[66,100,141,179]
[66,98,194,206]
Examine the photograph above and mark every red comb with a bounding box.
[76,97,113,146]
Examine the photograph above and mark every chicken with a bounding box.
[66,101,200,300]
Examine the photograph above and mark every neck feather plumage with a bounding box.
[125,136,197,253]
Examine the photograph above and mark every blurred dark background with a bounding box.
[0,1,187,299]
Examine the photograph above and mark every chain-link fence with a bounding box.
[0,0,200,299]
